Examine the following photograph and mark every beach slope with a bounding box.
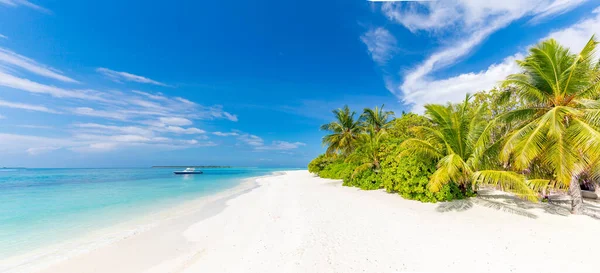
[27,170,600,272]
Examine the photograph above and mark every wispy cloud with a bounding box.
[153,126,206,134]
[71,107,128,120]
[0,48,78,83]
[255,141,306,151]
[379,0,591,111]
[72,121,206,151]
[0,128,215,155]
[237,134,264,146]
[360,27,397,65]
[18,124,53,129]
[96,68,169,87]
[131,90,169,101]
[157,117,192,126]
[73,123,154,137]
[237,132,305,151]
[528,0,589,24]
[394,3,600,112]
[0,0,51,13]
[26,146,59,155]
[0,98,59,113]
[0,34,7,40]
[0,47,237,156]
[213,131,239,136]
[0,71,108,101]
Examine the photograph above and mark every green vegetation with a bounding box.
[152,166,232,168]
[308,36,600,213]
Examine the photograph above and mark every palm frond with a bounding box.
[429,154,470,192]
[472,170,538,202]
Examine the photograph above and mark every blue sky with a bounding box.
[0,0,599,168]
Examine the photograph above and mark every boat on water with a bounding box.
[173,168,203,174]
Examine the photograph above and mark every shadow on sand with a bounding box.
[436,189,600,220]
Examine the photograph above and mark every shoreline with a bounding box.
[4,170,600,272]
[0,171,285,273]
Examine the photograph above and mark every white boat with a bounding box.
[173,168,203,174]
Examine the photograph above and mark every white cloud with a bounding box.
[529,0,589,24]
[380,0,592,111]
[26,146,59,155]
[360,27,397,65]
[236,132,305,151]
[157,126,205,134]
[18,124,53,129]
[255,141,306,151]
[222,112,238,122]
[131,90,169,101]
[175,97,195,105]
[0,47,237,156]
[238,134,264,146]
[158,117,192,126]
[0,114,5,119]
[129,99,168,111]
[0,0,51,13]
[71,107,128,120]
[382,1,588,33]
[396,5,600,112]
[542,8,600,52]
[0,34,7,39]
[86,142,118,151]
[0,48,78,83]
[0,133,72,154]
[213,131,239,136]
[73,123,154,137]
[0,98,59,113]
[0,71,108,101]
[96,68,169,87]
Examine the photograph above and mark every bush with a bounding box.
[381,151,468,202]
[343,169,382,190]
[308,154,335,174]
[319,160,356,180]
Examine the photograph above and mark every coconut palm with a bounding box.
[320,105,362,156]
[346,126,387,177]
[361,105,395,132]
[499,36,600,214]
[400,95,541,200]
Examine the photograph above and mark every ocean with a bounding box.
[0,167,286,259]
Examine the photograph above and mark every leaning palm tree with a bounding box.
[499,36,600,214]
[401,95,540,200]
[360,105,395,132]
[320,105,362,156]
[346,126,387,177]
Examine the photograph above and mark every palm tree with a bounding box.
[499,36,600,214]
[400,95,541,200]
[361,105,395,132]
[346,126,387,177]
[320,105,362,156]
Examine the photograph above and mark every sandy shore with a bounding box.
[4,170,600,273]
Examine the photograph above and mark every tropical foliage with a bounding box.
[320,106,362,156]
[308,36,600,214]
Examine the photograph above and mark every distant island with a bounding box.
[151,166,232,168]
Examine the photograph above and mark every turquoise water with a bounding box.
[0,168,285,258]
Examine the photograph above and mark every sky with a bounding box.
[0,0,599,168]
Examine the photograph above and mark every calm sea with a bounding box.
[0,167,288,258]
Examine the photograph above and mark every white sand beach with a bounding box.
[4,170,600,273]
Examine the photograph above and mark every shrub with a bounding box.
[308,154,335,174]
[381,150,468,202]
[319,160,356,180]
[343,169,382,190]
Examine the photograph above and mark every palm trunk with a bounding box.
[569,174,583,214]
